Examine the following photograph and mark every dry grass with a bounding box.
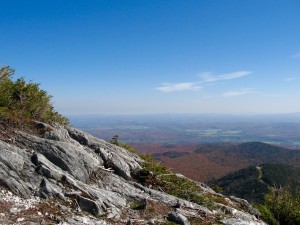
[0,199,61,224]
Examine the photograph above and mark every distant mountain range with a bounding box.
[196,142,300,165]
[153,142,300,182]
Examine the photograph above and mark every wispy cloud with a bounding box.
[199,71,251,83]
[291,52,300,59]
[156,82,202,93]
[223,88,262,97]
[285,77,300,82]
[156,71,251,93]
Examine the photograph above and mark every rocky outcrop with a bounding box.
[0,123,267,224]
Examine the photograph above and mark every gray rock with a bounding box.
[106,206,121,220]
[16,131,102,182]
[64,215,109,225]
[10,207,19,213]
[0,123,268,225]
[66,127,143,180]
[175,208,203,220]
[39,179,64,199]
[32,153,65,180]
[221,218,266,225]
[230,196,261,217]
[0,141,37,198]
[167,212,190,225]
[133,182,212,215]
[62,174,127,209]
[217,204,267,225]
[77,195,103,217]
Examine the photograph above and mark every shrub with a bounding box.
[257,187,300,225]
[133,154,210,206]
[255,204,279,225]
[0,66,69,127]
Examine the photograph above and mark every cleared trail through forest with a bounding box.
[256,166,266,184]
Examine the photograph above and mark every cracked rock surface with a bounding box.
[0,123,267,224]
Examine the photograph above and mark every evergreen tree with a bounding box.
[0,66,69,126]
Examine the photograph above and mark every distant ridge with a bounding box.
[154,142,300,182]
[194,141,300,166]
[210,163,300,204]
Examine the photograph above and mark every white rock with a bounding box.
[10,207,19,213]
[17,217,24,222]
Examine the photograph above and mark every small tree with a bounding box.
[111,134,119,145]
[0,66,69,126]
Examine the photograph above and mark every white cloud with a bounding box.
[199,71,251,83]
[156,70,251,93]
[285,77,300,82]
[156,82,201,93]
[223,88,261,97]
[291,52,300,59]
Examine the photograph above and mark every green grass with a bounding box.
[133,154,215,207]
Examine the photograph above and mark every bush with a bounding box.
[257,187,300,225]
[255,204,279,225]
[132,154,210,206]
[0,66,69,127]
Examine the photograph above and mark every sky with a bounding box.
[1,0,300,115]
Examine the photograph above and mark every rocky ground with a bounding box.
[0,122,267,224]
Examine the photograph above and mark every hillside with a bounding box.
[210,163,300,204]
[0,122,267,224]
[153,142,300,182]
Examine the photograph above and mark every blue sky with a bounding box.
[1,0,300,115]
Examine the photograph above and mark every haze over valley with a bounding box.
[70,113,300,150]
[70,113,300,182]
